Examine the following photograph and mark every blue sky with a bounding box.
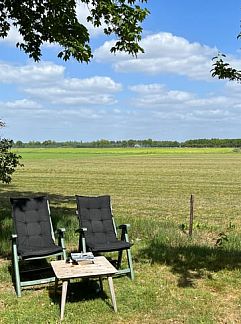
[1,0,241,142]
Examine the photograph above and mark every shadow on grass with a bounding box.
[138,239,241,288]
[0,187,78,258]
[48,278,110,309]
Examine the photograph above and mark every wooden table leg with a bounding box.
[107,276,117,312]
[60,280,68,321]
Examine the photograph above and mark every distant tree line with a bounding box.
[12,138,241,148]
[182,138,241,148]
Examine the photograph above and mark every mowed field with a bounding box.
[1,147,241,323]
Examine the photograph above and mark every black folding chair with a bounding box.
[11,196,66,297]
[75,195,134,279]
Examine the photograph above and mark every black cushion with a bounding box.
[89,241,131,252]
[10,196,63,259]
[76,195,131,252]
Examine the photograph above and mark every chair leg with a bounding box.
[117,250,123,269]
[121,228,134,279]
[58,232,67,260]
[12,243,21,297]
[126,249,134,280]
[82,237,87,253]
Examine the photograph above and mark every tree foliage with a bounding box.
[0,124,22,184]
[211,53,241,81]
[12,138,241,148]
[0,0,149,62]
[211,24,241,81]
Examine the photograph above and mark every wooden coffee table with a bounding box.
[51,256,118,320]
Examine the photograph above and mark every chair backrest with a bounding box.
[75,195,117,247]
[10,196,55,253]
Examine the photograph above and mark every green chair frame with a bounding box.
[76,195,134,280]
[11,197,66,297]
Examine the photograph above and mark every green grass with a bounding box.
[13,147,235,159]
[1,147,241,323]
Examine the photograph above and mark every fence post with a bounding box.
[189,194,194,237]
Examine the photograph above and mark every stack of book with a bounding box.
[70,252,95,264]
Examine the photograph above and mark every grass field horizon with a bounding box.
[1,147,241,323]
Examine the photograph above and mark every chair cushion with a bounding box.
[19,245,63,259]
[10,196,62,258]
[89,241,132,252]
[76,195,131,252]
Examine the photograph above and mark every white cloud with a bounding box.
[186,96,229,108]
[128,82,241,124]
[129,83,195,107]
[3,99,42,110]
[63,76,121,92]
[94,32,220,80]
[0,26,23,45]
[49,94,117,106]
[0,61,65,84]
[0,61,122,107]
[24,76,122,105]
[94,40,117,61]
[76,3,105,37]
[225,80,241,96]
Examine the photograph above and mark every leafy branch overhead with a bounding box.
[211,53,241,82]
[0,0,149,62]
[211,25,241,82]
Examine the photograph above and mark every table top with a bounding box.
[51,256,118,280]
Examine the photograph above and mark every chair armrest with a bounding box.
[118,224,130,230]
[11,234,18,244]
[117,224,131,242]
[118,224,131,234]
[75,227,87,234]
[55,228,66,241]
[76,228,88,253]
[11,234,21,262]
[55,228,66,258]
[56,228,65,235]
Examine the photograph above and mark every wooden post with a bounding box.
[189,194,194,237]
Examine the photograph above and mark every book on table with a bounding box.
[70,252,95,264]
